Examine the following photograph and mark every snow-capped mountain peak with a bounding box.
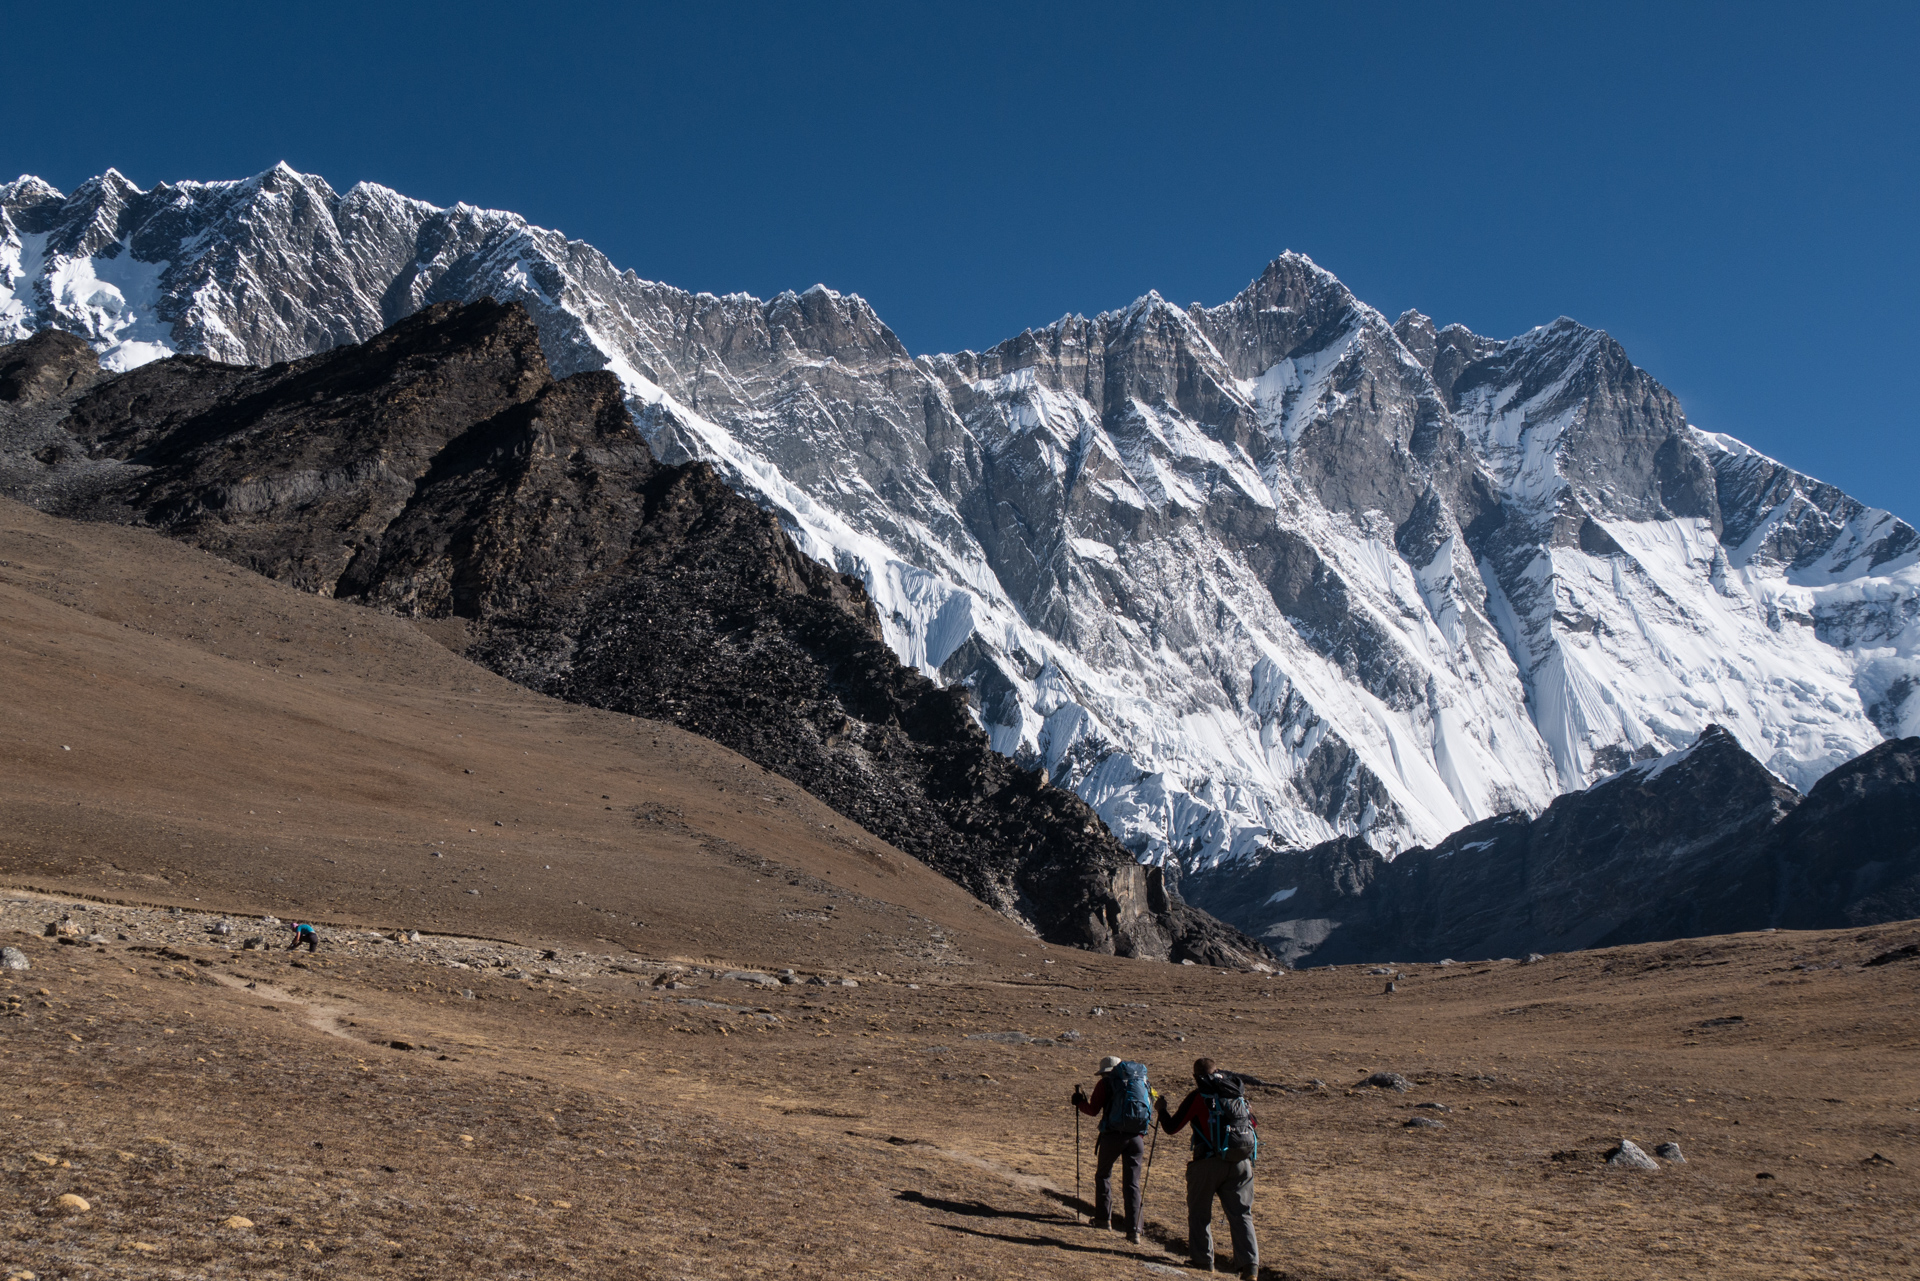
[5,164,1915,875]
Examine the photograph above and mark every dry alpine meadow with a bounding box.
[2,498,1916,1279]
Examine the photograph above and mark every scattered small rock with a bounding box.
[1404,1116,1445,1129]
[1755,1171,1776,1180]
[222,1215,254,1230]
[0,947,28,971]
[1654,1142,1685,1163]
[1413,1102,1452,1112]
[389,1040,415,1051]
[723,970,779,988]
[1522,953,1546,964]
[1367,967,1393,975]
[1864,943,1920,967]
[1862,1153,1896,1167]
[966,1031,1055,1046]
[1360,1072,1412,1092]
[1059,1029,1082,1042]
[52,1194,89,1213]
[1606,1139,1661,1170]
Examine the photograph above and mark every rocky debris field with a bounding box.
[3,895,872,990]
[5,893,1918,1279]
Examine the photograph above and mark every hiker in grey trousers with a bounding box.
[1156,1056,1258,1278]
[1072,1055,1152,1242]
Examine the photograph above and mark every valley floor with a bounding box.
[1,497,1916,1278]
[3,894,1916,1280]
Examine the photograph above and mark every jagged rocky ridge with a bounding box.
[1183,725,1920,966]
[0,306,1266,966]
[5,164,1917,878]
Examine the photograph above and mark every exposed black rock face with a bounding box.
[0,301,1264,966]
[1183,724,1916,966]
[1767,737,1920,928]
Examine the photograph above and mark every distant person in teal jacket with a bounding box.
[286,921,318,952]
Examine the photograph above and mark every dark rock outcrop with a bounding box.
[1767,737,1920,928]
[0,300,1264,966]
[1185,725,1920,966]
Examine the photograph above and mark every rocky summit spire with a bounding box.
[4,165,1916,894]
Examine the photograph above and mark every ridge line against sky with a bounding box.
[4,0,1915,517]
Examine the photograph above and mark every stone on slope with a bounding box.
[1606,1140,1661,1170]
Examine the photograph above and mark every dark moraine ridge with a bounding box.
[0,301,1266,966]
[1185,723,1920,966]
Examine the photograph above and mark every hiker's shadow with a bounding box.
[933,1222,1152,1260]
[894,1190,1065,1225]
[900,1187,1293,1279]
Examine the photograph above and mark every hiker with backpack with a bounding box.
[1071,1055,1156,1243]
[1156,1057,1259,1278]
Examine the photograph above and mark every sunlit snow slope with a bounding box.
[5,165,1915,873]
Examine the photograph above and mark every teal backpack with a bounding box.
[1102,1061,1154,1136]
[1198,1075,1258,1161]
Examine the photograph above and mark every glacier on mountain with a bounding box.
[4,164,1915,877]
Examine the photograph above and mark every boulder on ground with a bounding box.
[222,1215,254,1229]
[1654,1142,1685,1162]
[1,946,29,971]
[53,1193,89,1213]
[1361,1072,1412,1092]
[1606,1139,1661,1170]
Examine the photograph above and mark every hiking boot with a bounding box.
[1127,1229,1141,1245]
[1090,1217,1111,1230]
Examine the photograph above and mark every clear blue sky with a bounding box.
[6,1,1915,518]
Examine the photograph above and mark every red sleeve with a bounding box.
[1075,1077,1110,1117]
[1160,1088,1204,1134]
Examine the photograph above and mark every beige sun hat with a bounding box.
[1097,1055,1121,1074]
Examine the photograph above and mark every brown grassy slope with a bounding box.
[3,495,1918,1280]
[0,496,1030,972]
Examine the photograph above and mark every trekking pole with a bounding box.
[1142,1116,1160,1207]
[1074,1097,1082,1223]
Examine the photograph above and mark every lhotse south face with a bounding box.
[4,164,1916,877]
